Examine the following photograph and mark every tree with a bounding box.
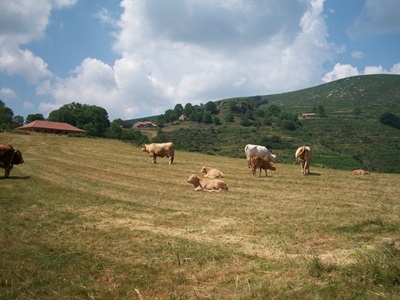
[183,103,194,116]
[205,101,218,114]
[12,115,24,128]
[213,116,221,125]
[48,102,110,137]
[0,100,13,129]
[314,105,326,117]
[174,104,184,116]
[202,111,212,124]
[267,104,281,117]
[352,107,362,118]
[224,113,234,122]
[380,112,400,129]
[26,113,44,123]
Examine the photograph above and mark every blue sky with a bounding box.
[1,0,400,121]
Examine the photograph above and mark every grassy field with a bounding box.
[1,133,400,299]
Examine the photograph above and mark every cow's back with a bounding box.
[0,144,13,167]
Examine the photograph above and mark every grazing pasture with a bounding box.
[1,133,399,299]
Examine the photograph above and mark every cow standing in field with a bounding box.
[187,174,228,192]
[244,144,277,168]
[295,146,312,175]
[141,142,175,164]
[0,144,24,178]
[200,166,224,178]
[251,155,276,177]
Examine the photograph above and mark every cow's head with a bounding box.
[187,174,199,184]
[268,163,276,171]
[141,144,148,152]
[12,150,24,165]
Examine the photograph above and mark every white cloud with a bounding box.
[322,62,400,82]
[322,63,360,82]
[351,50,364,59]
[348,0,400,38]
[0,87,17,99]
[0,0,76,84]
[364,65,385,74]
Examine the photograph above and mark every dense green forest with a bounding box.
[1,74,399,173]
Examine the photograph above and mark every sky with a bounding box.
[1,0,400,122]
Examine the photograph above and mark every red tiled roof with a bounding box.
[16,120,86,133]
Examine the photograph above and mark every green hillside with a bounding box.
[147,74,400,173]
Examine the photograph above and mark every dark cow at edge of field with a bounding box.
[295,146,312,175]
[0,144,24,178]
[352,169,370,175]
[200,166,224,178]
[187,174,229,192]
[251,155,276,177]
[141,142,174,164]
[244,144,277,168]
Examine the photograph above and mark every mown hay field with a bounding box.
[1,133,400,299]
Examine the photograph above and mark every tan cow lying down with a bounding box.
[295,146,312,175]
[200,166,224,178]
[141,142,174,164]
[352,169,370,175]
[187,174,228,192]
[251,155,276,177]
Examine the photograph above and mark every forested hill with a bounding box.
[148,74,400,173]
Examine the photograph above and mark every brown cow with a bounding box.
[187,174,228,192]
[251,155,276,177]
[0,144,24,178]
[141,142,174,164]
[295,146,312,175]
[352,169,370,175]
[200,166,224,178]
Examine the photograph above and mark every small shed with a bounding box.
[16,120,86,134]
[133,121,157,128]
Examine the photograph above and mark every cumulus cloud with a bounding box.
[348,0,400,38]
[322,62,400,82]
[33,0,336,119]
[0,0,76,84]
[0,87,17,100]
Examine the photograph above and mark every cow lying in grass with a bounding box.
[200,166,224,178]
[187,174,228,192]
[352,169,370,175]
[251,156,276,177]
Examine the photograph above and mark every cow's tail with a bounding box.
[296,146,306,163]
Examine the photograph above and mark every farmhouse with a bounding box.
[302,113,317,119]
[133,121,157,128]
[16,120,86,134]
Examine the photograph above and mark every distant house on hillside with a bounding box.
[302,113,317,119]
[179,114,188,121]
[16,120,86,134]
[133,121,157,128]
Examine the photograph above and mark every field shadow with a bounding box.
[0,175,31,180]
[308,172,321,176]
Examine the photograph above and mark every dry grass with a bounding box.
[1,133,399,299]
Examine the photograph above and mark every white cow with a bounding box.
[244,144,277,168]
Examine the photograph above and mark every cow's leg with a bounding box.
[5,167,11,178]
[252,166,256,176]
[301,163,305,175]
[169,155,174,164]
[151,153,156,164]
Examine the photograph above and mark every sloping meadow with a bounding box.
[1,133,399,299]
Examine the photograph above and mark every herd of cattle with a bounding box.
[0,142,370,189]
[141,142,370,192]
